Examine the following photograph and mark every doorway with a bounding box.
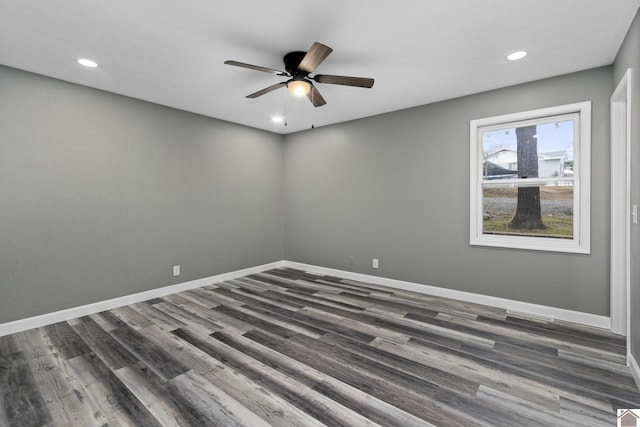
[610,69,632,364]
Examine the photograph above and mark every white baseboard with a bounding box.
[283,261,611,330]
[0,261,284,337]
[0,259,613,337]
[630,352,640,390]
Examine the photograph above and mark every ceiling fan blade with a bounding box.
[298,42,333,74]
[307,83,327,107]
[314,74,374,88]
[224,60,288,76]
[246,82,287,98]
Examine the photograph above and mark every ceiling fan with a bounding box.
[224,42,374,107]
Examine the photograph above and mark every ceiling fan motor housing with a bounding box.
[283,51,308,77]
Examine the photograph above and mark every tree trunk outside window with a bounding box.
[508,125,546,230]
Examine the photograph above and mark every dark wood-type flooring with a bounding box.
[1,268,639,426]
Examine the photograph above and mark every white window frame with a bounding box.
[469,102,591,253]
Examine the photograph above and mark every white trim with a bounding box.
[470,101,591,254]
[0,261,284,337]
[0,259,612,337]
[283,261,610,330]
[630,352,640,390]
[610,69,632,349]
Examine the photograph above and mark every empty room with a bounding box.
[2,1,640,426]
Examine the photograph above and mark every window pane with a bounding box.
[482,120,574,180]
[482,182,574,239]
[471,102,590,253]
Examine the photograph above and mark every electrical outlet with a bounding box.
[372,258,379,269]
[348,256,356,265]
[173,265,181,277]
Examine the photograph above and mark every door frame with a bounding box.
[610,68,632,363]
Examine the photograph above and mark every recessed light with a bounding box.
[507,51,527,61]
[271,116,284,123]
[77,58,98,68]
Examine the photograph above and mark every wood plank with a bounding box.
[0,335,21,356]
[115,362,218,426]
[211,288,378,343]
[155,301,253,335]
[243,329,481,426]
[371,336,564,410]
[130,301,187,331]
[156,328,327,427]
[135,324,219,375]
[329,314,412,344]
[175,328,387,426]
[114,365,194,426]
[173,289,221,309]
[14,328,110,426]
[263,288,366,313]
[318,332,478,398]
[229,277,290,293]
[493,341,640,394]
[0,346,52,427]
[1,267,638,425]
[152,298,224,336]
[558,395,616,426]
[66,354,161,426]
[475,386,609,427]
[212,304,325,339]
[212,329,433,426]
[199,366,326,427]
[168,370,270,427]
[88,311,121,332]
[252,272,334,295]
[222,283,308,311]
[108,323,190,381]
[70,316,138,370]
[41,322,92,360]
[448,341,640,409]
[111,306,155,329]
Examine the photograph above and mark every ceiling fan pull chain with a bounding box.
[284,88,288,127]
[311,90,315,129]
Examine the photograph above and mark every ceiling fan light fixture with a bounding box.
[288,80,311,97]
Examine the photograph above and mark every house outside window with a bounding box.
[469,102,591,253]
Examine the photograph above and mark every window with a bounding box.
[470,102,591,253]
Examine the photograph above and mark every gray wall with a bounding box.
[614,9,640,365]
[0,65,284,324]
[283,66,612,315]
[0,58,621,326]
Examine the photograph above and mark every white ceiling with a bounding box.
[1,1,638,134]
